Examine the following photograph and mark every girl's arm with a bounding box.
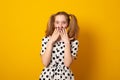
[41,41,53,67]
[41,28,59,67]
[64,42,74,68]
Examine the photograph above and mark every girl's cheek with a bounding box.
[54,24,58,28]
[63,25,68,28]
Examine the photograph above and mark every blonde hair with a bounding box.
[45,11,79,40]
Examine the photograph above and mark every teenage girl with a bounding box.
[39,11,79,80]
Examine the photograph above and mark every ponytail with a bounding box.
[68,14,79,39]
[45,14,55,37]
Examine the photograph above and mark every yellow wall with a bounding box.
[0,0,120,80]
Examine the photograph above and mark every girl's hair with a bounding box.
[45,11,79,40]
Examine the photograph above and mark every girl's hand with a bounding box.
[59,28,70,43]
[49,28,60,44]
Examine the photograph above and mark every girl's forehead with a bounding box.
[55,15,67,21]
[55,15,66,19]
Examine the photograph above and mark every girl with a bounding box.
[39,11,79,80]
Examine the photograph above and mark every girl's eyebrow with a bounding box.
[55,20,67,22]
[62,21,67,22]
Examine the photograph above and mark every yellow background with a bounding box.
[0,0,120,80]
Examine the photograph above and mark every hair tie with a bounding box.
[69,14,72,19]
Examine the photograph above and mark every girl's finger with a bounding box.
[61,28,64,35]
[62,28,66,35]
[56,27,60,36]
[59,29,63,36]
[59,29,62,36]
[59,28,61,33]
[64,28,67,35]
[56,27,58,33]
[53,28,56,34]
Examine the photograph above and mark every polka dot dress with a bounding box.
[39,36,79,80]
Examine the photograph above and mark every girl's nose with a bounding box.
[59,23,63,27]
[58,25,63,28]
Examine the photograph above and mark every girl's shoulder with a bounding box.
[41,36,50,42]
[70,37,79,41]
[70,38,79,44]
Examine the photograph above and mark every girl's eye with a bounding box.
[63,22,66,24]
[62,21,67,24]
[55,21,67,24]
[55,21,59,24]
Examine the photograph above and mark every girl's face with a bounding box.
[54,15,68,30]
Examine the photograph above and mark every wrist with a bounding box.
[64,41,70,44]
[48,40,54,45]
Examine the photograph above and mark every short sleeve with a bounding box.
[70,40,79,59]
[40,36,49,55]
